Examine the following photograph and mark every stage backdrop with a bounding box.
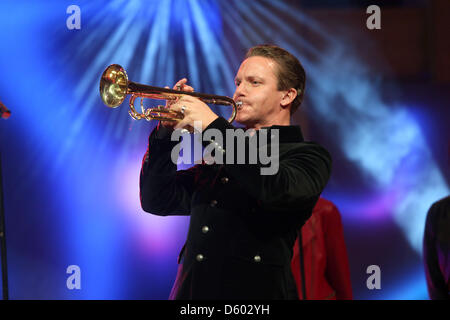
[0,0,448,299]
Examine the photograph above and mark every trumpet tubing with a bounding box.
[99,64,237,123]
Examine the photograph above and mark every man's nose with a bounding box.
[234,83,245,99]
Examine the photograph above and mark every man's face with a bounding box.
[233,56,285,128]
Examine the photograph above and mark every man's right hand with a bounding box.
[160,78,194,130]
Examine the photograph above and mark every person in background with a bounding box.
[423,195,450,300]
[291,197,353,300]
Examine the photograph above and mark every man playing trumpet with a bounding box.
[140,44,331,299]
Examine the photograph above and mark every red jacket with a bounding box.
[291,198,353,300]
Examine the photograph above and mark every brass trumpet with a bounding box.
[99,64,237,123]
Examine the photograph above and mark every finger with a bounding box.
[167,103,186,122]
[176,95,198,103]
[173,79,195,93]
[170,101,191,113]
[170,102,181,113]
[164,86,174,108]
[160,119,177,129]
[174,118,190,131]
[181,84,194,92]
[173,78,188,90]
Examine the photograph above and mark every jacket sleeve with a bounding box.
[139,123,198,216]
[322,201,353,300]
[204,117,332,213]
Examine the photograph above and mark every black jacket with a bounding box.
[140,117,332,299]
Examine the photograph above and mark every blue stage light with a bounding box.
[0,0,447,299]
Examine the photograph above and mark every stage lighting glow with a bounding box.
[305,46,449,253]
[113,155,189,256]
[383,268,429,300]
[0,0,448,299]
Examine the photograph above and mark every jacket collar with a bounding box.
[257,124,304,144]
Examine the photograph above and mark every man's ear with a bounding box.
[280,88,297,107]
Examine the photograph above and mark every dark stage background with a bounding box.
[0,0,448,299]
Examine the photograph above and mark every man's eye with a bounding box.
[252,81,260,85]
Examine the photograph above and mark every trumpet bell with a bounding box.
[100,64,129,108]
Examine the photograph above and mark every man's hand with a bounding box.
[159,78,192,130]
[170,95,218,132]
[160,78,218,133]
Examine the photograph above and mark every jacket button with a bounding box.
[196,254,204,262]
[254,255,261,263]
[221,177,229,184]
[210,200,218,207]
[201,226,209,234]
